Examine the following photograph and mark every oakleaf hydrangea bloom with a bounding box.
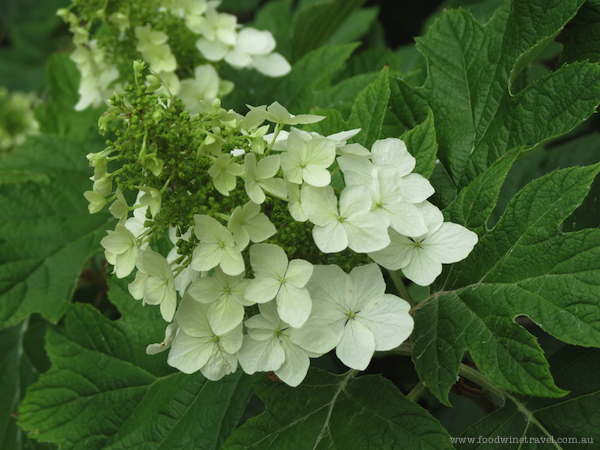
[100,223,138,278]
[245,244,313,328]
[227,201,276,250]
[370,201,478,286]
[191,215,245,276]
[244,153,287,204]
[133,248,177,322]
[280,129,336,187]
[291,264,414,371]
[187,267,252,335]
[167,294,243,380]
[302,185,390,253]
[85,61,479,387]
[237,301,316,387]
[248,102,325,126]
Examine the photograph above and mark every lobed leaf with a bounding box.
[558,0,600,65]
[18,277,254,450]
[222,369,453,450]
[0,134,111,330]
[390,0,600,201]
[0,315,54,450]
[348,65,391,149]
[412,164,600,403]
[401,108,438,179]
[290,0,367,62]
[455,346,600,449]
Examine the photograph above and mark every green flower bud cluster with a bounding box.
[0,87,39,154]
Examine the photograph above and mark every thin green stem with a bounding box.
[387,341,412,357]
[458,364,505,401]
[407,381,428,403]
[388,270,415,307]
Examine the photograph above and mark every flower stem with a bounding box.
[387,270,415,307]
[458,363,505,401]
[406,381,427,403]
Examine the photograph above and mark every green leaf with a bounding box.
[455,346,600,449]
[0,315,54,450]
[18,276,254,450]
[348,65,390,148]
[391,0,600,195]
[0,134,111,330]
[413,164,600,404]
[222,369,454,450]
[0,0,70,92]
[442,148,519,235]
[558,0,600,64]
[274,43,360,113]
[302,108,351,136]
[401,108,438,179]
[326,7,379,47]
[290,0,367,62]
[312,72,378,119]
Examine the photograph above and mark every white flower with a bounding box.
[370,201,478,286]
[146,321,179,355]
[280,129,336,187]
[244,153,287,204]
[227,201,276,250]
[245,244,313,328]
[208,153,244,196]
[291,264,413,371]
[190,214,245,276]
[197,28,291,77]
[287,181,307,222]
[83,190,106,213]
[167,294,243,380]
[179,65,221,115]
[136,186,162,218]
[187,267,252,335]
[247,102,325,126]
[237,301,314,387]
[302,185,390,254]
[190,3,237,43]
[167,227,202,293]
[135,248,177,322]
[101,223,138,278]
[368,166,428,237]
[135,26,177,73]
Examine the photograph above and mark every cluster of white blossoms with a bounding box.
[58,0,291,112]
[88,75,477,386]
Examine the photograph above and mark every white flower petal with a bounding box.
[167,331,214,373]
[277,284,312,328]
[276,337,310,387]
[357,294,413,350]
[336,320,375,371]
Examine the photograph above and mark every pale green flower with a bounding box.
[245,244,313,328]
[227,201,276,250]
[208,153,244,196]
[167,294,243,380]
[188,267,252,335]
[302,185,390,254]
[280,129,336,187]
[237,301,314,387]
[244,153,286,204]
[191,214,245,275]
[101,223,138,278]
[136,248,177,322]
[291,264,413,371]
[247,102,325,125]
[369,201,478,286]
